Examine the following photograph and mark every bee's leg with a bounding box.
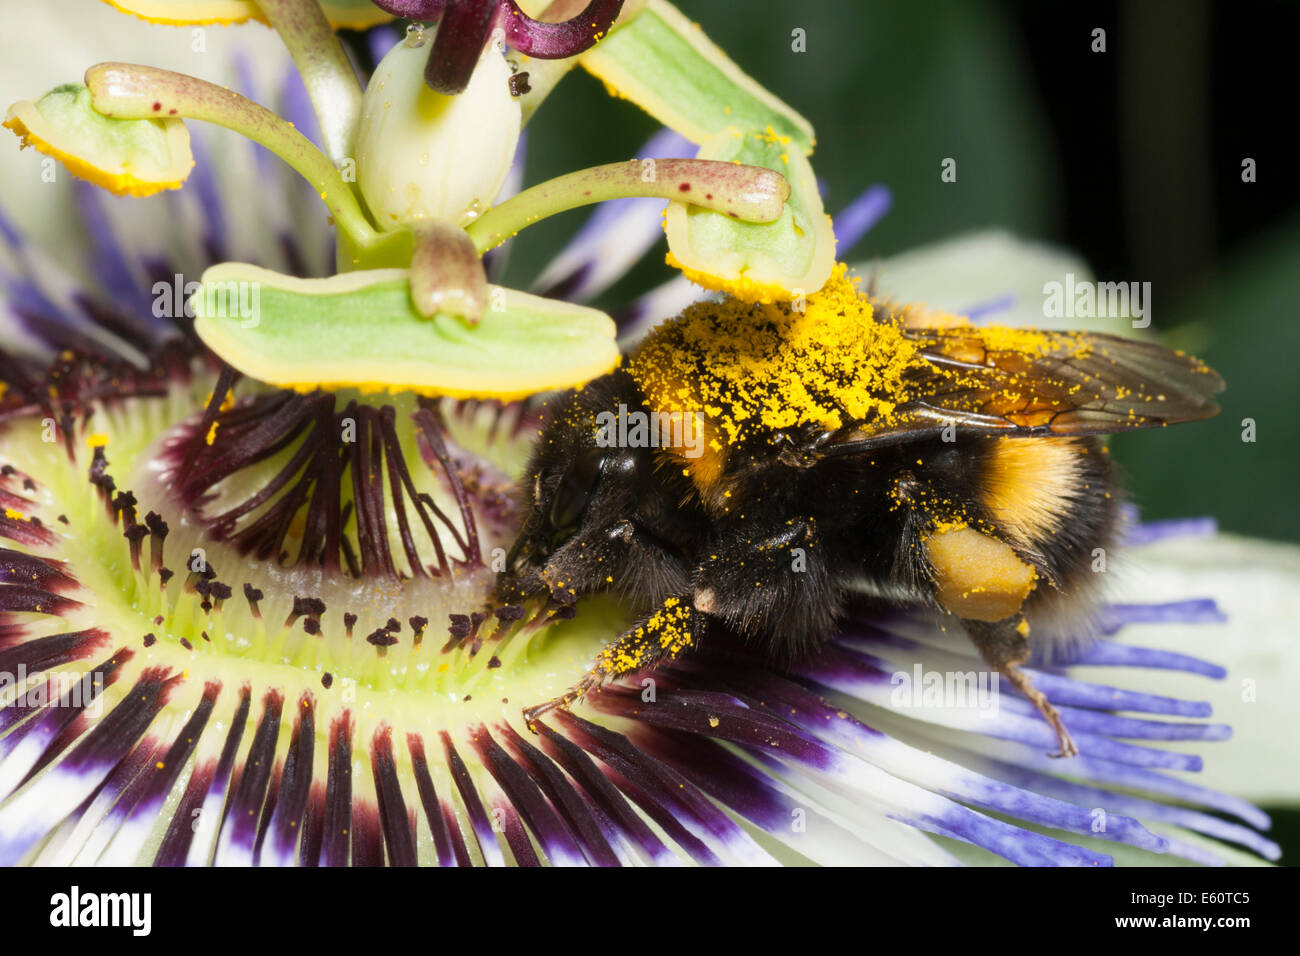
[520,669,605,728]
[963,616,1078,759]
[919,522,1074,756]
[523,594,697,730]
[690,516,840,658]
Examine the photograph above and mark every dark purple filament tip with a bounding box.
[426,0,500,95]
[372,0,625,95]
[499,0,625,58]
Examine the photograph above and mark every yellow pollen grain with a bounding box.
[630,264,920,446]
[665,251,792,305]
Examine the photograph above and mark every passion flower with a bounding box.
[0,0,1290,868]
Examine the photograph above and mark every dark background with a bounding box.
[461,0,1300,543]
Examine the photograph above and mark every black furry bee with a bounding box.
[499,279,1223,756]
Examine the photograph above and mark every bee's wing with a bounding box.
[899,327,1223,433]
[825,328,1223,453]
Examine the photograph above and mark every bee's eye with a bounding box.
[549,449,607,534]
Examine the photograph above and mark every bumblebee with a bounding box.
[499,268,1223,756]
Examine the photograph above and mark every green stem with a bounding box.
[85,62,382,254]
[253,0,363,166]
[466,157,789,253]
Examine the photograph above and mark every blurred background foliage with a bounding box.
[417,0,1298,542]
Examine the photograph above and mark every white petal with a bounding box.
[1072,533,1300,805]
[858,229,1130,333]
[0,0,294,268]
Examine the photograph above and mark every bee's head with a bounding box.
[497,373,650,604]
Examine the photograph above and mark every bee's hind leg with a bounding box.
[521,669,605,729]
[963,616,1079,759]
[523,594,698,731]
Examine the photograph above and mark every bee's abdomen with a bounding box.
[861,435,1122,624]
[974,436,1120,583]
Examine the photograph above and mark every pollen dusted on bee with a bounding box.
[629,264,921,447]
[595,597,696,675]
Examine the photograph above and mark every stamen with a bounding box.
[410,616,429,645]
[242,584,264,618]
[145,512,168,574]
[83,63,385,255]
[286,596,327,629]
[210,582,232,614]
[124,524,148,573]
[466,159,790,252]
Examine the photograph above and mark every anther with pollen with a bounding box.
[182,549,216,591]
[124,524,148,572]
[89,446,115,513]
[285,596,327,630]
[409,615,428,647]
[366,628,400,648]
[243,583,263,618]
[112,490,138,530]
[444,612,475,652]
[365,617,404,651]
[209,582,232,613]
[144,511,168,573]
[194,578,212,612]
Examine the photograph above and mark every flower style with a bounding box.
[0,0,1292,867]
[368,0,628,94]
